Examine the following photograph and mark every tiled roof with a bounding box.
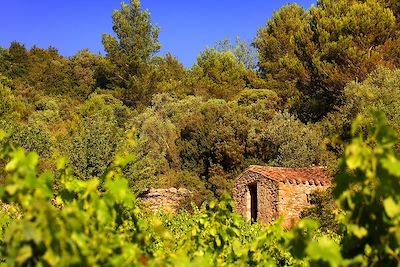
[246,165,331,186]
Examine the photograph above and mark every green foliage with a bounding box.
[343,69,400,136]
[103,0,160,66]
[323,68,400,159]
[299,0,399,121]
[57,94,130,180]
[62,94,130,181]
[301,188,339,233]
[70,49,110,97]
[334,113,400,265]
[0,42,29,79]
[187,48,248,100]
[1,113,400,266]
[158,96,250,174]
[255,1,400,121]
[207,165,233,198]
[378,0,400,18]
[235,89,279,107]
[215,37,258,70]
[66,116,122,181]
[9,124,52,158]
[0,82,25,120]
[128,93,328,197]
[123,100,180,194]
[254,4,307,106]
[26,46,76,96]
[102,0,161,105]
[0,133,151,266]
[151,54,187,95]
[263,111,323,167]
[79,93,131,128]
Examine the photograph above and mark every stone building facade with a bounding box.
[233,166,331,228]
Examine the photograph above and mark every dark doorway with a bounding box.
[249,184,258,222]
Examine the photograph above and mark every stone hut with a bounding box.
[233,165,331,228]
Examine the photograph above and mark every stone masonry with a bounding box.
[233,166,330,228]
[140,187,192,212]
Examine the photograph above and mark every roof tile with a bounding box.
[246,165,331,186]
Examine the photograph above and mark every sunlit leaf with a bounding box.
[16,246,32,265]
[383,197,400,219]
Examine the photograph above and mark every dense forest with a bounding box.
[1,0,400,265]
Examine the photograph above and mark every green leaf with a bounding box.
[5,184,19,195]
[348,224,368,239]
[104,176,135,207]
[16,245,32,265]
[306,236,342,267]
[351,115,364,136]
[215,236,221,247]
[26,152,39,169]
[96,201,111,225]
[381,155,400,177]
[114,153,135,168]
[383,197,400,219]
[345,142,368,170]
[43,249,60,266]
[0,129,7,141]
[56,157,68,170]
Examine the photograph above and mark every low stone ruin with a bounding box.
[140,187,192,212]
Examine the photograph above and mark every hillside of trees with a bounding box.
[1,0,400,265]
[2,0,400,203]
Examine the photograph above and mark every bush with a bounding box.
[264,111,323,167]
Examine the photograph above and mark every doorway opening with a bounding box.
[249,184,257,222]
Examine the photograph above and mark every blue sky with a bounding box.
[1,1,315,67]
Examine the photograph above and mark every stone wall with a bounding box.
[278,181,329,228]
[233,171,279,224]
[140,188,191,212]
[258,176,279,223]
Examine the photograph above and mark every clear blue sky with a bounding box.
[1,1,315,67]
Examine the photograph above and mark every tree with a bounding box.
[102,0,160,105]
[254,5,308,107]
[216,37,258,71]
[187,48,248,100]
[323,68,400,154]
[0,42,29,79]
[261,111,323,167]
[63,94,130,180]
[233,89,281,120]
[70,49,110,97]
[26,46,75,96]
[151,53,187,96]
[295,0,399,121]
[0,82,25,120]
[255,0,400,122]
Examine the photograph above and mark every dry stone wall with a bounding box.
[140,188,192,212]
[278,181,329,228]
[258,177,279,223]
